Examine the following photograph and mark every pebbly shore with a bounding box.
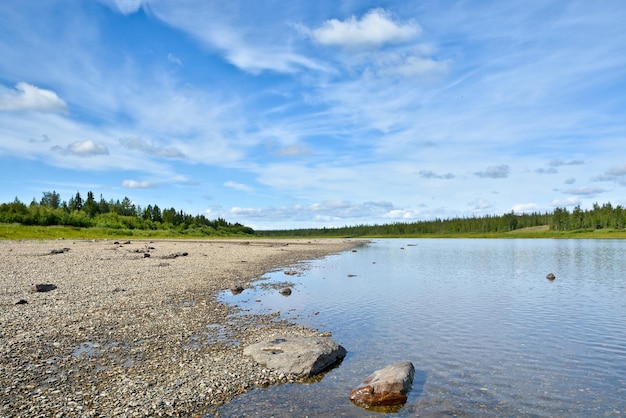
[0,238,363,417]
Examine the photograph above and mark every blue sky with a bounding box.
[1,1,625,229]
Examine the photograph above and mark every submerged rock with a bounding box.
[546,273,556,281]
[349,361,415,408]
[243,336,346,377]
[279,287,292,296]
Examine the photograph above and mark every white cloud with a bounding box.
[383,209,421,219]
[511,203,540,213]
[228,200,394,222]
[51,139,109,157]
[122,179,156,189]
[309,8,420,49]
[551,197,581,207]
[0,82,68,113]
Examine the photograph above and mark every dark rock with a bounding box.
[349,361,415,408]
[243,336,347,377]
[30,284,57,293]
[161,252,189,259]
[546,273,556,281]
[230,285,245,295]
[49,248,70,255]
[15,299,28,305]
[143,253,151,258]
[279,287,292,296]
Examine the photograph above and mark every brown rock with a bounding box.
[546,272,556,281]
[349,361,415,408]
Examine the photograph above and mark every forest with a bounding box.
[257,202,626,237]
[0,191,254,236]
[2,191,625,238]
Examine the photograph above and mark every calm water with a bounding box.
[218,239,626,417]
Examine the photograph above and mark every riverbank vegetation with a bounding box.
[257,202,626,238]
[2,191,626,239]
[0,191,254,239]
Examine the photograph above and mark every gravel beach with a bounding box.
[0,238,362,417]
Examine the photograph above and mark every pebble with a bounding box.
[0,238,362,417]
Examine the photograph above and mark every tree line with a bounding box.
[0,191,254,235]
[258,202,626,237]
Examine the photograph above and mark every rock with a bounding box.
[30,283,57,293]
[230,285,245,295]
[15,299,28,305]
[284,270,298,276]
[279,287,292,296]
[49,248,70,255]
[349,361,415,408]
[243,336,347,377]
[546,273,556,281]
[161,252,189,259]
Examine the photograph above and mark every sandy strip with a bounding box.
[0,238,364,417]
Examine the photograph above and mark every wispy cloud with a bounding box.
[593,163,626,185]
[549,159,584,167]
[120,137,186,159]
[562,186,606,196]
[224,181,253,192]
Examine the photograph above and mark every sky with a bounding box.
[1,1,625,230]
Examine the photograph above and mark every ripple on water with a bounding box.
[218,239,626,417]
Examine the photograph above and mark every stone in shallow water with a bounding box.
[243,336,346,377]
[349,361,415,408]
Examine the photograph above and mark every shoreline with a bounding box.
[0,238,365,417]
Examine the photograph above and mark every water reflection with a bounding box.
[218,239,626,417]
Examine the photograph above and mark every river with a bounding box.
[218,239,626,417]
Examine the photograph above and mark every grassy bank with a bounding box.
[0,224,253,240]
[3,223,626,240]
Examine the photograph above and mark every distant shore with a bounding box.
[0,238,363,417]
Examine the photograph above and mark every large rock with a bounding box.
[349,361,415,407]
[243,336,346,377]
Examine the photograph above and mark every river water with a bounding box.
[218,239,626,417]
